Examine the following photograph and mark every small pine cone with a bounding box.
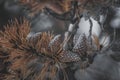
[49,34,62,53]
[73,34,88,57]
[59,50,81,62]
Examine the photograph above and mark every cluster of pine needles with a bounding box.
[0,19,67,80]
[20,0,72,17]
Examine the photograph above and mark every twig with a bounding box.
[88,18,93,45]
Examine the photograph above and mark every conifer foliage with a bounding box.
[0,0,120,80]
